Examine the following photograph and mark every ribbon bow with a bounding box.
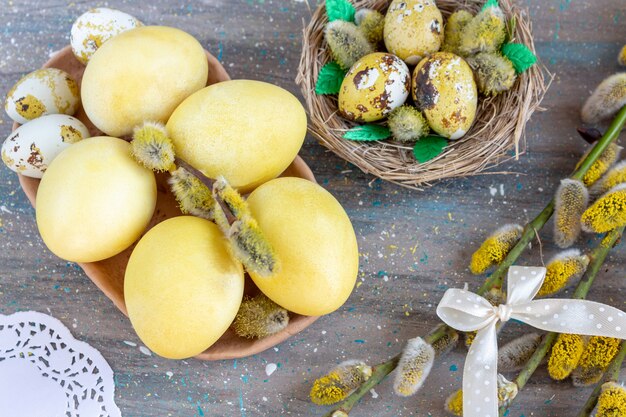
[437,266,626,417]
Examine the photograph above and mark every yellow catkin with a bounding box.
[393,337,435,397]
[597,382,626,417]
[470,224,523,274]
[444,375,518,416]
[538,250,590,296]
[581,185,626,233]
[591,160,626,196]
[458,6,506,56]
[464,331,476,348]
[131,121,175,172]
[577,142,622,187]
[167,167,215,220]
[553,179,589,248]
[581,73,626,124]
[442,10,473,55]
[212,176,278,276]
[572,336,621,387]
[232,293,289,339]
[547,334,586,380]
[431,330,459,357]
[498,333,543,372]
[355,9,384,45]
[310,360,372,405]
[324,20,373,70]
[445,389,464,416]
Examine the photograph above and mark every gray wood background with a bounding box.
[1,0,626,416]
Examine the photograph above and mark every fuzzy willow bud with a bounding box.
[581,184,626,233]
[467,52,517,96]
[442,10,473,55]
[547,333,586,380]
[355,9,384,45]
[393,337,435,397]
[553,179,589,248]
[597,382,626,417]
[538,249,590,297]
[458,6,506,56]
[444,375,518,416]
[469,224,523,274]
[581,73,626,124]
[498,333,543,372]
[232,293,289,339]
[325,20,373,70]
[572,336,621,387]
[591,160,626,196]
[578,142,622,187]
[388,105,430,143]
[310,360,372,405]
[168,167,215,220]
[131,121,176,172]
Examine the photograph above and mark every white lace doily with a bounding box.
[0,311,121,417]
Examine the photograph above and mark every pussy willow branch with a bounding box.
[321,325,453,417]
[576,340,626,417]
[320,107,626,417]
[479,105,626,296]
[498,225,626,416]
[174,156,237,225]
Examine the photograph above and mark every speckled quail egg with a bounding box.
[2,114,89,178]
[412,52,477,139]
[4,68,80,124]
[70,8,142,64]
[338,52,410,123]
[384,0,444,65]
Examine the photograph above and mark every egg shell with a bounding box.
[4,68,80,124]
[411,52,477,139]
[70,8,142,64]
[1,114,89,178]
[338,52,410,123]
[384,0,444,65]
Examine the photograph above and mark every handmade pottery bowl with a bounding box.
[14,45,319,360]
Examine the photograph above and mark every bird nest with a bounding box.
[297,0,550,189]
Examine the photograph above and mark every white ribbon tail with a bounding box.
[463,320,499,417]
[511,299,626,337]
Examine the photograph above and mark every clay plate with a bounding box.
[14,45,319,360]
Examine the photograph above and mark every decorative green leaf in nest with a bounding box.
[343,124,391,141]
[481,0,499,11]
[315,62,347,95]
[413,135,448,163]
[325,0,355,23]
[502,42,537,73]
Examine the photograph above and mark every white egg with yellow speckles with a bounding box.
[5,68,80,124]
[71,8,142,64]
[338,52,410,123]
[412,52,477,139]
[2,114,89,178]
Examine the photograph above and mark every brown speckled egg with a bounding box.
[338,52,410,123]
[384,0,444,65]
[412,52,477,139]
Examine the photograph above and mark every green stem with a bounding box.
[576,340,626,417]
[498,226,625,416]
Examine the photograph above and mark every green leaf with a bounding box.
[343,124,391,141]
[315,62,347,95]
[413,135,448,163]
[481,0,499,11]
[326,0,355,22]
[502,42,537,73]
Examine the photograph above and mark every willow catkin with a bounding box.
[458,6,506,56]
[581,184,626,233]
[547,334,586,380]
[324,20,373,70]
[498,333,543,372]
[591,160,626,196]
[553,179,588,248]
[538,250,590,296]
[310,360,372,405]
[393,337,435,397]
[470,224,523,274]
[581,73,626,124]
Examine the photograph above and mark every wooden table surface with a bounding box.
[1,1,626,416]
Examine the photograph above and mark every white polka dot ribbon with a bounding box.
[436,266,626,417]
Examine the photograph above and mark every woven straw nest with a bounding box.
[297,0,550,190]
